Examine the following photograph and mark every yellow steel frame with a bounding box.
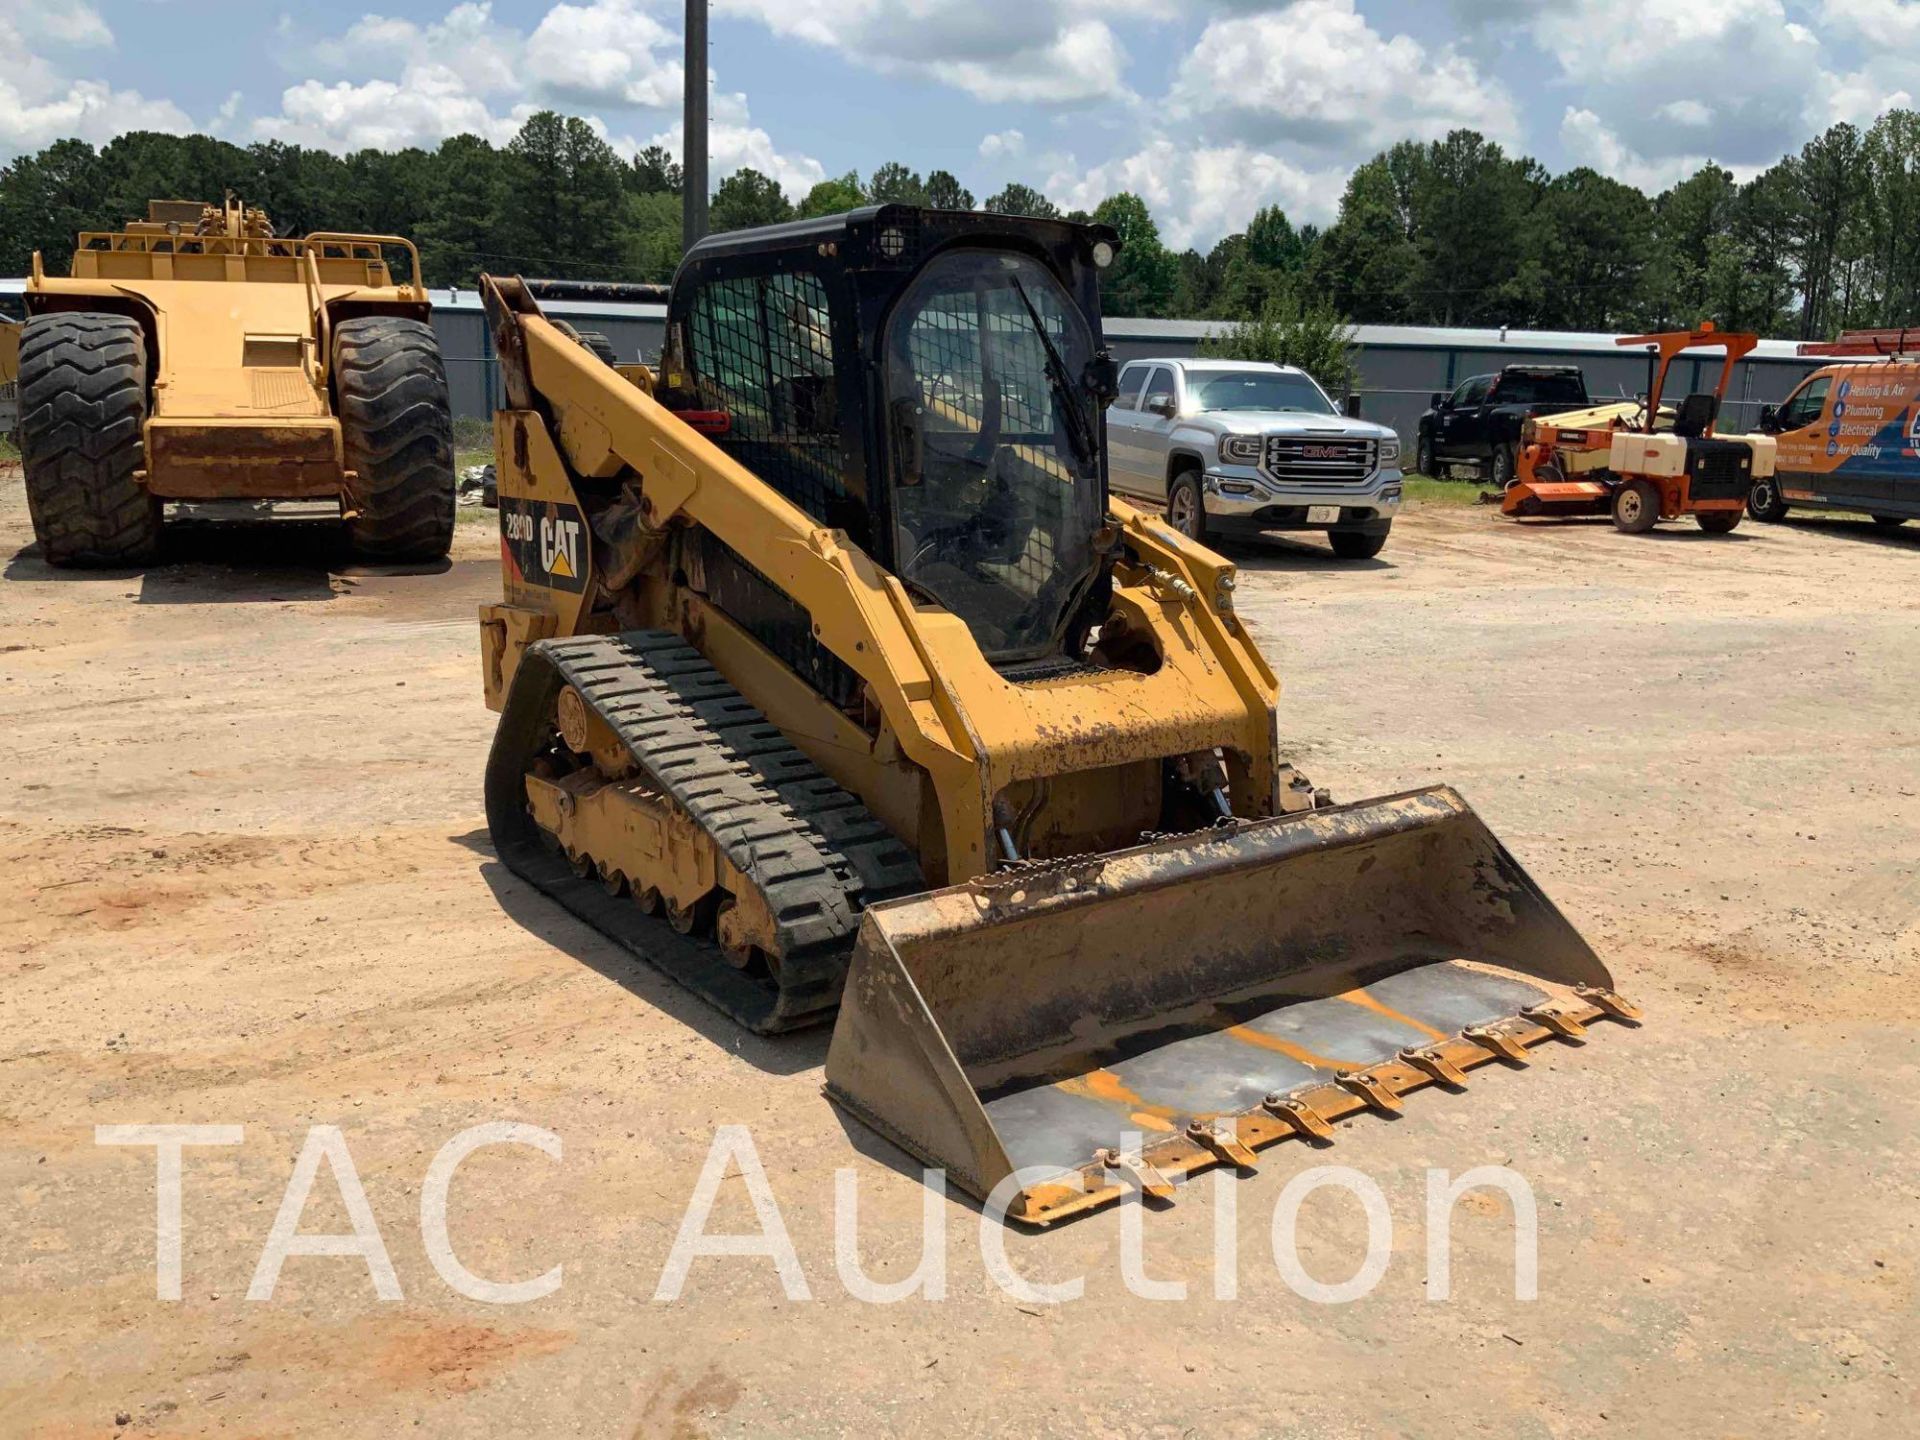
[485,309,1282,883]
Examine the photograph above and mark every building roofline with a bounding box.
[0,275,1827,361]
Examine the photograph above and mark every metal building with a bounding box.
[1,278,1826,444]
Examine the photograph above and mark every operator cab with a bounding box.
[661,207,1121,670]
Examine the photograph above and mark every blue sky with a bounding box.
[4,1,1915,248]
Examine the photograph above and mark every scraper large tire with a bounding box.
[17,313,160,567]
[333,317,455,563]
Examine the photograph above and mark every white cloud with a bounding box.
[1822,64,1917,126]
[1047,140,1350,251]
[643,106,826,199]
[22,3,114,48]
[525,1,681,108]
[715,0,1132,104]
[1659,100,1715,127]
[242,1,819,195]
[1170,1,1521,156]
[1820,0,1920,46]
[1530,0,1825,167]
[0,9,193,157]
[311,6,521,98]
[1558,107,1764,194]
[928,19,1128,104]
[258,70,536,151]
[271,1,676,147]
[979,129,1025,161]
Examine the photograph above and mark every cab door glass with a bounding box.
[1452,377,1489,409]
[1777,375,1831,432]
[1107,363,1146,489]
[884,248,1104,660]
[1442,377,1489,449]
[1142,366,1177,420]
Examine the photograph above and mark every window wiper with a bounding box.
[1008,276,1097,470]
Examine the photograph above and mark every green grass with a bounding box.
[1400,474,1491,507]
[0,434,18,464]
[454,434,496,527]
[451,415,492,451]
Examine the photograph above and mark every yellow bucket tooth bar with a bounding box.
[1015,993,1639,1225]
[824,786,1644,1228]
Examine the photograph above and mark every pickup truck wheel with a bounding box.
[1612,480,1661,534]
[1329,528,1387,560]
[1747,477,1788,522]
[1166,471,1207,543]
[1414,432,1435,478]
[1491,443,1516,490]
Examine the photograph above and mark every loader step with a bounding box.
[486,631,923,1032]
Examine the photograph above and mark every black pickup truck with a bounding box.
[1415,365,1590,486]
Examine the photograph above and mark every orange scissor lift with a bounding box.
[1502,325,1775,535]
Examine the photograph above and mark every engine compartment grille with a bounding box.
[1263,435,1378,486]
[1686,441,1755,502]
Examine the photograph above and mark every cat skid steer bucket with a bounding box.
[826,787,1639,1226]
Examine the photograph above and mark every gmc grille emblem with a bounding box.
[1294,445,1347,459]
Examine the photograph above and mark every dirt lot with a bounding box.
[2,472,1915,1437]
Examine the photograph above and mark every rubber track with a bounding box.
[486,631,923,1032]
[17,313,161,566]
[333,316,455,562]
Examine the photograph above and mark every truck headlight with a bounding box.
[1220,435,1263,465]
[1379,437,1401,465]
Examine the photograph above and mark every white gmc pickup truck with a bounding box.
[1105,357,1402,559]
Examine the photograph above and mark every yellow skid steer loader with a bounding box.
[476,208,1638,1224]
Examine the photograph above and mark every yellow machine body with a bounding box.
[480,313,1284,884]
[475,210,1637,1223]
[25,197,428,501]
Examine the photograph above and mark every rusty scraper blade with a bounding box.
[824,786,1641,1226]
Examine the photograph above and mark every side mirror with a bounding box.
[1343,393,1363,419]
[1145,392,1177,419]
[1759,403,1780,434]
[1430,392,1445,410]
[1083,348,1120,407]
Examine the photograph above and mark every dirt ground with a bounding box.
[1,471,1915,1438]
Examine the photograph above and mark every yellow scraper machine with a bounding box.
[475,206,1640,1225]
[18,196,453,566]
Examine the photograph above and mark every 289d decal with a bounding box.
[501,495,588,594]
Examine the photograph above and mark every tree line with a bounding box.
[4,109,1917,340]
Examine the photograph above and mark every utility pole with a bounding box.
[683,0,709,249]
